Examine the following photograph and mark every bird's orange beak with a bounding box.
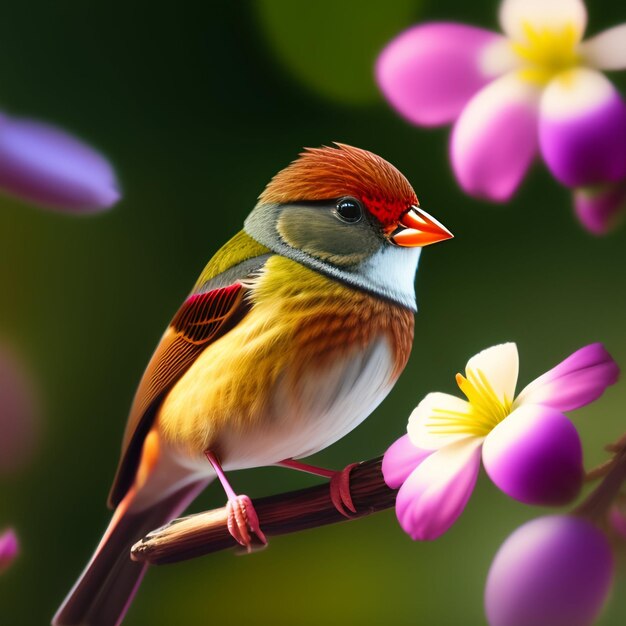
[390,206,454,248]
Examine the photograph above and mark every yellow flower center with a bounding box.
[511,22,581,85]
[427,370,513,438]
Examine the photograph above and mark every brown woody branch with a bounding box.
[131,456,395,565]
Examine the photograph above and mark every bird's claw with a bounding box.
[226,494,267,553]
[330,463,360,518]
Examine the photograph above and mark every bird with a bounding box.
[53,142,453,626]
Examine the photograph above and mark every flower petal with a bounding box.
[482,405,583,505]
[465,343,519,406]
[396,438,482,540]
[0,529,19,573]
[382,434,432,489]
[573,181,626,236]
[515,343,619,412]
[0,344,39,474]
[485,516,614,626]
[499,0,587,43]
[451,74,539,201]
[376,23,509,126]
[581,24,626,71]
[407,392,476,450]
[539,69,626,186]
[0,116,120,212]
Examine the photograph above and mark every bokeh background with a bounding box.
[1,1,625,624]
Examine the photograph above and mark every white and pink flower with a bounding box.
[383,343,619,540]
[376,0,626,208]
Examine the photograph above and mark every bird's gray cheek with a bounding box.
[276,208,379,266]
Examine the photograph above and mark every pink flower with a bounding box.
[485,516,614,626]
[383,343,619,540]
[0,529,19,574]
[376,0,626,204]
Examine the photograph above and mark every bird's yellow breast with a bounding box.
[158,256,414,456]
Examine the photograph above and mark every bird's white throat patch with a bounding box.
[357,245,421,310]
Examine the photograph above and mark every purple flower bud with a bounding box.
[573,181,626,235]
[0,115,120,212]
[0,528,19,573]
[485,516,614,626]
[0,345,39,474]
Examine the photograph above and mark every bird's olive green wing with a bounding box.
[108,231,270,507]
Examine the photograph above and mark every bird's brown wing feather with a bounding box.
[108,283,250,507]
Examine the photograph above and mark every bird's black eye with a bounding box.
[335,197,363,223]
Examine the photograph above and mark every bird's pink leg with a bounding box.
[278,459,360,518]
[204,450,267,552]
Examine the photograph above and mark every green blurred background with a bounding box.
[1,1,625,624]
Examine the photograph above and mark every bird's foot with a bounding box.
[226,494,267,553]
[277,458,360,519]
[204,449,267,553]
[329,463,360,518]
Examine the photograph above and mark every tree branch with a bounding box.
[131,456,395,565]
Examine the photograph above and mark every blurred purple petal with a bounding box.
[0,528,19,573]
[539,69,626,186]
[0,345,39,474]
[376,23,506,127]
[482,405,583,506]
[382,434,432,489]
[396,438,481,540]
[485,516,614,626]
[573,181,626,235]
[0,116,120,212]
[515,343,619,412]
[451,74,539,201]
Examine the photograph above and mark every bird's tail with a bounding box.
[52,478,205,626]
[53,429,209,626]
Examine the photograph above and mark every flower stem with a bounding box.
[131,456,395,565]
[576,437,626,523]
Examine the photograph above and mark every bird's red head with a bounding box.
[259,143,452,247]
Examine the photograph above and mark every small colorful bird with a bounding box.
[53,143,452,626]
